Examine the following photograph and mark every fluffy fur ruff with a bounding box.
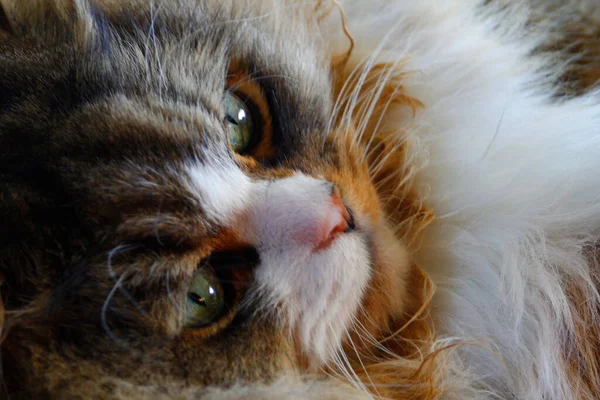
[328,0,600,398]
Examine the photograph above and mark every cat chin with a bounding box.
[252,228,372,363]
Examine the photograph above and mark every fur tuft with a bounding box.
[329,0,600,398]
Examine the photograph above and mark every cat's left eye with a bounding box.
[184,264,226,328]
[225,92,257,154]
[183,250,256,332]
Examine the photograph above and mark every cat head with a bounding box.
[0,0,433,398]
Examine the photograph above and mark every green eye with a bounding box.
[225,92,255,154]
[184,265,226,328]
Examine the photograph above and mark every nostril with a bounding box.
[346,208,356,232]
[330,186,353,230]
[331,185,348,212]
[327,182,337,196]
[330,216,349,236]
[313,185,355,251]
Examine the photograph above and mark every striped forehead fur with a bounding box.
[2,0,331,98]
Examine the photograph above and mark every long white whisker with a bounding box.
[106,244,150,320]
[353,61,403,154]
[337,21,405,153]
[324,54,372,150]
[361,77,411,164]
[101,271,132,348]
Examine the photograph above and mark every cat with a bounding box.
[1,0,600,399]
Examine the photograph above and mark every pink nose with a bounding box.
[313,186,354,251]
[244,176,357,253]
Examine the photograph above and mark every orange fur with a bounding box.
[328,6,600,396]
[331,265,447,400]
[331,59,433,247]
[329,48,449,399]
[560,244,600,399]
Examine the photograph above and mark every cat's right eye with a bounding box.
[225,92,257,154]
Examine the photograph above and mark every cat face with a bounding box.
[0,0,413,397]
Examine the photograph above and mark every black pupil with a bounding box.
[188,292,206,307]
[226,115,238,125]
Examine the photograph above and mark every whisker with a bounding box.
[144,0,157,88]
[164,269,180,309]
[106,244,151,321]
[324,54,371,150]
[353,62,402,152]
[343,325,380,398]
[369,138,408,178]
[101,271,134,349]
[481,93,513,161]
[334,21,405,151]
[361,77,412,164]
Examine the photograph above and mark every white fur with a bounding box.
[240,174,371,362]
[184,159,252,224]
[333,1,600,398]
[184,164,372,362]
